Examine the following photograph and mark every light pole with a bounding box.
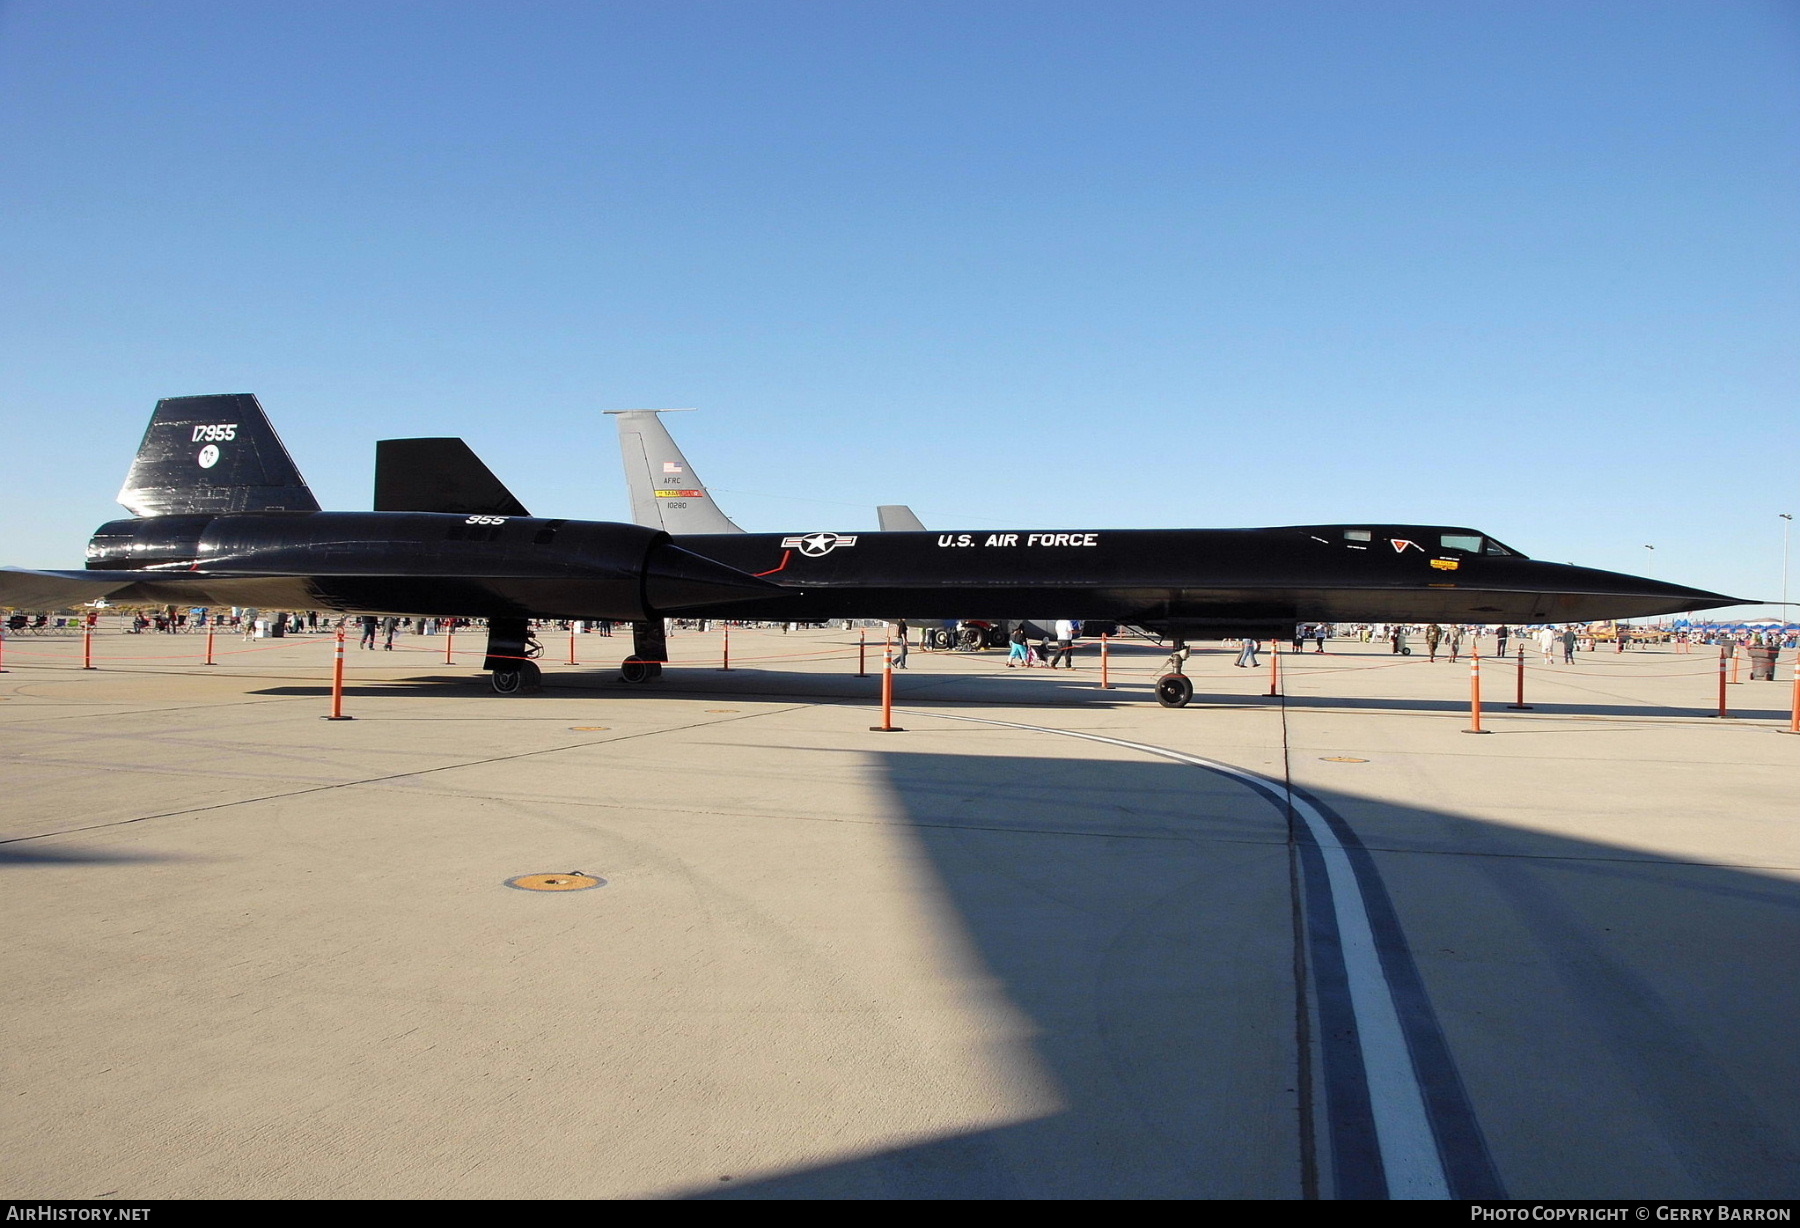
[1782,514,1793,630]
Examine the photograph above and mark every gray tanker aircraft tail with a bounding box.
[608,406,927,536]
[877,505,929,532]
[604,408,744,535]
[0,394,1745,704]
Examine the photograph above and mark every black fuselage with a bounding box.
[79,512,1733,634]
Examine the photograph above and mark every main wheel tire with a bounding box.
[620,659,651,683]
[1155,673,1194,708]
[491,661,542,695]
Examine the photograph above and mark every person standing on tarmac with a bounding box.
[890,620,908,669]
[1235,637,1260,668]
[360,615,378,650]
[1495,624,1510,657]
[1426,622,1443,662]
[1448,624,1464,662]
[1007,624,1031,667]
[1048,619,1078,668]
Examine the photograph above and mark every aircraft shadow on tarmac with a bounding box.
[685,751,1800,1200]
[247,667,1148,707]
[0,844,194,867]
[244,670,1795,723]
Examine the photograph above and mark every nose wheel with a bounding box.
[1155,673,1193,708]
[1156,638,1193,707]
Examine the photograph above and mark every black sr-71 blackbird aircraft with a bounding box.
[0,395,1740,706]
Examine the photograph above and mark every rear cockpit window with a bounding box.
[1440,533,1483,553]
[1345,529,1372,542]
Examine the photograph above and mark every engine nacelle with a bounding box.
[84,512,781,621]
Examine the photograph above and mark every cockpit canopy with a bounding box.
[1336,527,1523,557]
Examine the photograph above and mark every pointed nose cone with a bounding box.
[1540,563,1747,621]
[644,543,787,612]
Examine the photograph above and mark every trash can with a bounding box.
[1747,646,1778,681]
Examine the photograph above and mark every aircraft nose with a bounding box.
[643,543,786,612]
[1540,563,1746,621]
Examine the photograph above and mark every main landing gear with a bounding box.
[491,661,541,695]
[924,624,1003,650]
[620,620,666,684]
[485,617,544,695]
[1156,639,1193,708]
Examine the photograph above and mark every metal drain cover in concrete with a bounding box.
[1320,756,1370,763]
[505,873,607,892]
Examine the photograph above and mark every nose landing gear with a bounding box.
[1156,640,1193,708]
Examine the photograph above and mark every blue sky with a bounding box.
[2,1,1796,614]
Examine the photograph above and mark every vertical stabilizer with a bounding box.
[118,394,320,517]
[605,409,744,534]
[374,438,530,515]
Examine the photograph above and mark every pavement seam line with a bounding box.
[0,703,814,846]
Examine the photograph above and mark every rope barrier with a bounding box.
[6,627,1789,734]
[0,630,1763,679]
[0,635,347,662]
